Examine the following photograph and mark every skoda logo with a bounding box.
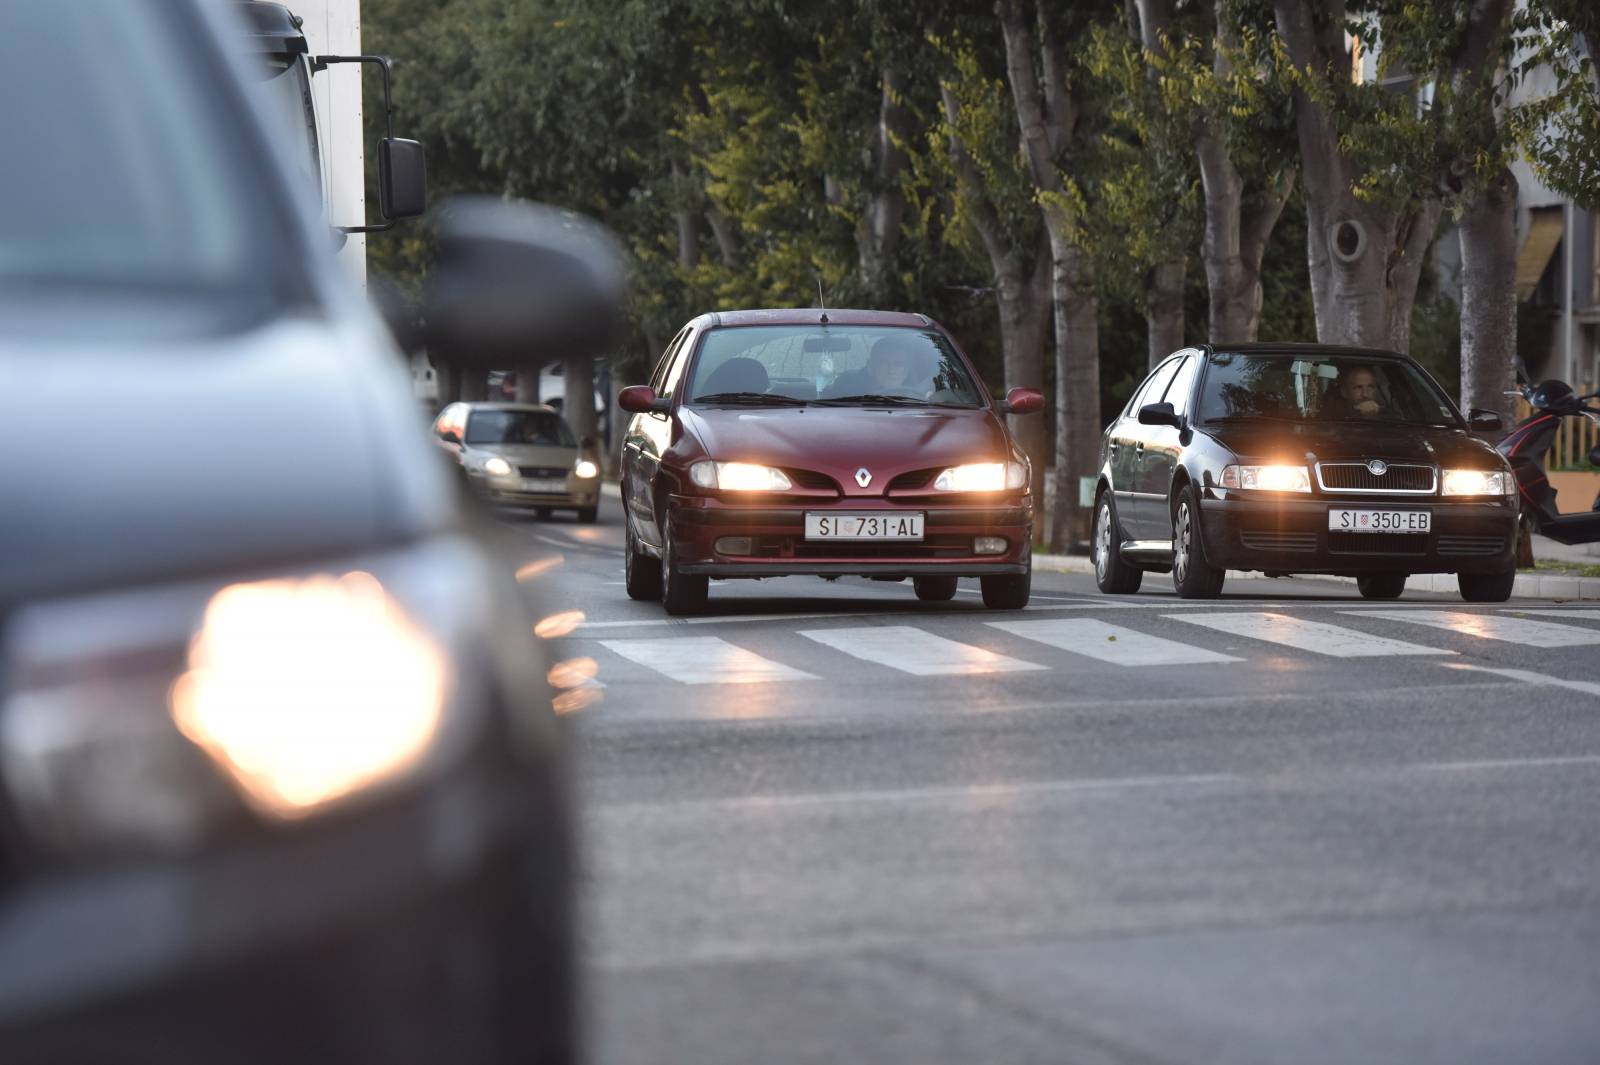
[1367,459,1388,476]
[855,467,872,488]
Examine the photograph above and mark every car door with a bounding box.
[1122,357,1181,538]
[1108,363,1172,528]
[1136,351,1200,538]
[624,327,691,549]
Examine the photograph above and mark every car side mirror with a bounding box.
[1468,408,1503,432]
[619,385,672,415]
[1138,402,1181,427]
[420,198,625,371]
[378,137,427,221]
[1002,387,1045,415]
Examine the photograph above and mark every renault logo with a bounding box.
[1367,460,1388,476]
[855,467,872,488]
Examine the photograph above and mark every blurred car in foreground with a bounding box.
[617,309,1044,614]
[434,402,602,521]
[1093,343,1518,601]
[0,2,621,1061]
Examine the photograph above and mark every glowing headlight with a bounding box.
[483,456,514,477]
[1220,464,1311,493]
[574,459,600,479]
[933,462,1027,492]
[170,572,448,819]
[1441,468,1514,497]
[689,461,793,491]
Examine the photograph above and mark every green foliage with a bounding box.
[1510,0,1600,210]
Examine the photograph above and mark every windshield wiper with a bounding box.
[814,393,925,407]
[692,392,809,407]
[1204,413,1299,423]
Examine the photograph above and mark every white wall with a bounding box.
[293,0,366,283]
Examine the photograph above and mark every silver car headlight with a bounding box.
[483,456,515,477]
[0,538,493,855]
[1440,468,1515,497]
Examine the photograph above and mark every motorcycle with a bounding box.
[1497,379,1600,551]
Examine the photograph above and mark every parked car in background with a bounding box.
[0,1,623,1061]
[1092,343,1519,601]
[616,309,1044,614]
[434,402,602,522]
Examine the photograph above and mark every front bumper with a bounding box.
[1198,490,1517,574]
[668,495,1033,579]
[473,474,599,509]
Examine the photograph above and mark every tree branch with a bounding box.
[939,83,1016,275]
[996,0,1062,194]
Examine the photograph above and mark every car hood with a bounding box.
[0,315,455,607]
[1200,419,1505,467]
[468,443,577,466]
[677,404,1011,494]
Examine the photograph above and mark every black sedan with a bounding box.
[1093,344,1519,601]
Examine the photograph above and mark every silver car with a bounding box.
[434,402,602,521]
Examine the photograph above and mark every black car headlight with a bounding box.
[1,538,494,856]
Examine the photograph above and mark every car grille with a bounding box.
[783,468,841,492]
[1316,463,1436,494]
[1328,531,1428,555]
[1438,535,1508,556]
[518,466,567,478]
[1239,530,1318,552]
[887,468,941,491]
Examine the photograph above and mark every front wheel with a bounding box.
[1171,486,1225,599]
[1459,567,1515,603]
[980,568,1030,609]
[1357,572,1408,599]
[576,505,598,524]
[623,516,660,601]
[913,576,959,601]
[660,517,709,615]
[1093,494,1143,594]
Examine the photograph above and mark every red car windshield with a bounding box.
[686,325,985,408]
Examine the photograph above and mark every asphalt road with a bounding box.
[507,493,1600,1065]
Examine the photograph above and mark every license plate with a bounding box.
[805,512,924,541]
[521,478,566,493]
[1328,508,1431,533]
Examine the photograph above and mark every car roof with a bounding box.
[696,308,933,329]
[1202,342,1410,360]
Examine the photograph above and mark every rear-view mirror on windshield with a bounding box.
[802,335,854,353]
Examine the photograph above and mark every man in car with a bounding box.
[825,335,920,397]
[1328,364,1387,418]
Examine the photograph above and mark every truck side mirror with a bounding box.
[379,138,426,220]
[421,198,625,371]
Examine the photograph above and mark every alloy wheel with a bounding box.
[1095,502,1111,582]
[1174,503,1191,582]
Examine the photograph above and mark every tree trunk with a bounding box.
[514,364,540,403]
[1458,164,1518,424]
[1050,243,1099,552]
[564,352,597,448]
[859,69,909,298]
[676,211,699,271]
[705,203,740,266]
[997,239,1052,505]
[1145,259,1185,368]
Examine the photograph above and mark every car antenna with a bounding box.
[817,278,829,325]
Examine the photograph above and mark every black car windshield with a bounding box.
[466,410,577,447]
[686,325,985,408]
[0,1,306,311]
[1197,352,1461,427]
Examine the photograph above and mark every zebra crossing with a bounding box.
[578,608,1600,688]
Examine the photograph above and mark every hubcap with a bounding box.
[1175,504,1190,582]
[1095,503,1111,580]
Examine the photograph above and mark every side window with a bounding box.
[650,329,688,394]
[1162,353,1200,418]
[660,330,696,399]
[1126,359,1180,418]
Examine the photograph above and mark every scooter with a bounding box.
[1497,379,1600,548]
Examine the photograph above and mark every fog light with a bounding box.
[715,536,753,555]
[974,536,1007,555]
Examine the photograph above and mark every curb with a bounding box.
[1033,553,1600,601]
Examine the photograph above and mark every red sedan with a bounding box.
[616,309,1044,614]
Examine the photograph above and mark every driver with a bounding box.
[1329,365,1386,418]
[866,336,917,391]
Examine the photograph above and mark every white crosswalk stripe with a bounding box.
[1508,609,1600,623]
[597,636,816,685]
[1349,610,1600,648]
[798,625,1046,676]
[987,618,1240,667]
[1167,612,1453,658]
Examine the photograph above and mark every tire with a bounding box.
[577,505,598,524]
[1459,567,1515,603]
[980,568,1030,609]
[1171,485,1225,599]
[1357,572,1408,599]
[623,516,660,601]
[913,575,959,601]
[1093,493,1143,594]
[534,506,552,520]
[660,516,708,615]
